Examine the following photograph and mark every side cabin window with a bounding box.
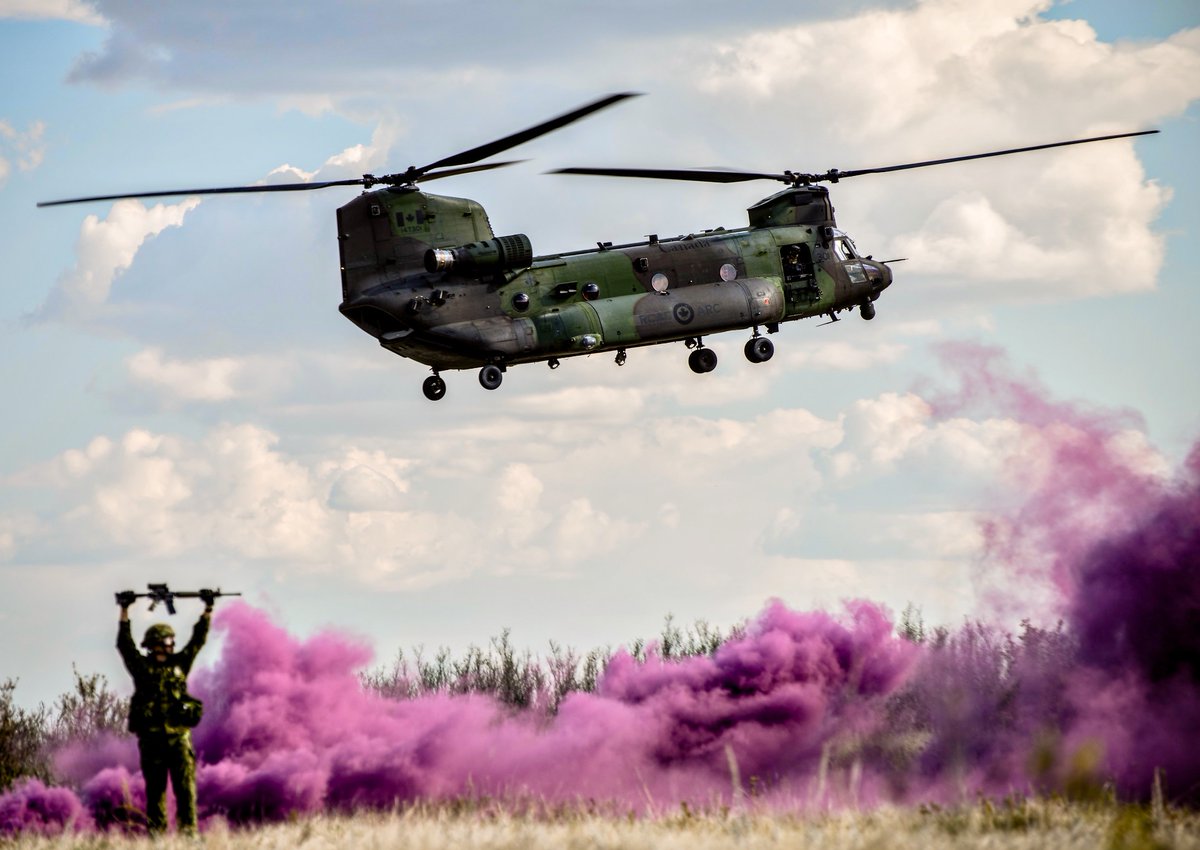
[780,243,815,284]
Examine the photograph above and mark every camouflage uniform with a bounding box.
[117,612,209,835]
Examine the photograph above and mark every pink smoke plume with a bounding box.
[188,598,914,818]
[922,342,1199,798]
[2,343,1196,835]
[0,598,916,834]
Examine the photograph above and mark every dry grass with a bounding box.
[5,798,1198,850]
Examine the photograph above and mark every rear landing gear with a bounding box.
[423,374,446,401]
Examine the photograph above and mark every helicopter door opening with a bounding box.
[781,243,815,285]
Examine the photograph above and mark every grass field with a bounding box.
[3,798,1197,850]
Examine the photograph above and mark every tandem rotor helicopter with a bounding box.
[40,93,1156,401]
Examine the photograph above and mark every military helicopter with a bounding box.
[40,93,1155,401]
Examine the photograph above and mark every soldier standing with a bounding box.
[116,590,212,836]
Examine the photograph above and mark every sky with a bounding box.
[0,0,1197,708]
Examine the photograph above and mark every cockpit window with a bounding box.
[833,238,859,261]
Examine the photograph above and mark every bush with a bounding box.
[360,615,744,712]
[0,671,128,793]
[0,680,50,791]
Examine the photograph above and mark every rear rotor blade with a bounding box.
[421,92,641,173]
[39,93,640,207]
[37,177,368,208]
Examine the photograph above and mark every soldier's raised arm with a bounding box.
[176,598,213,673]
[116,590,141,674]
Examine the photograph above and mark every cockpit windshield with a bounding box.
[832,237,859,261]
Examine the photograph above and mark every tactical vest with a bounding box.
[128,661,203,734]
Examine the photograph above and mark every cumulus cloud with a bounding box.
[0,0,105,25]
[781,340,908,371]
[697,1,1198,138]
[1,421,645,586]
[32,198,200,323]
[689,0,1197,300]
[125,347,243,402]
[0,335,1176,644]
[0,119,46,185]
[118,347,317,409]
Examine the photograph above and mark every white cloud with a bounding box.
[893,146,1171,298]
[686,0,1197,301]
[0,0,105,25]
[34,198,200,322]
[492,463,549,549]
[510,385,648,421]
[874,511,985,558]
[126,347,243,401]
[781,340,908,371]
[0,119,46,185]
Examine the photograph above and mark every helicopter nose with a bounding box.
[865,260,892,293]
[879,262,893,290]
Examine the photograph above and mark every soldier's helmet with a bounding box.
[141,623,176,649]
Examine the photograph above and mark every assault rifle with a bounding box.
[115,583,241,615]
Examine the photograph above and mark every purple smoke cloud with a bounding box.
[923,342,1199,798]
[0,778,92,835]
[2,344,1196,833]
[2,598,915,833]
[190,597,914,817]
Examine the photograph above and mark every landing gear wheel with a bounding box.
[744,337,774,363]
[688,347,718,374]
[615,349,627,366]
[422,375,447,401]
[479,364,504,390]
[860,300,876,321]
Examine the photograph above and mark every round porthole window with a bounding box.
[512,292,530,311]
[651,273,669,293]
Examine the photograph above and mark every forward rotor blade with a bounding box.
[552,129,1159,189]
[550,166,789,184]
[416,160,526,183]
[37,177,368,208]
[830,129,1159,182]
[422,92,641,173]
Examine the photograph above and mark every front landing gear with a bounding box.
[744,336,774,363]
[688,346,718,374]
[479,364,505,390]
[422,374,447,401]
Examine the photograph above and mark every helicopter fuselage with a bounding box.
[337,184,893,395]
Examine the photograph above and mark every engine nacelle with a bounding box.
[424,233,533,274]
